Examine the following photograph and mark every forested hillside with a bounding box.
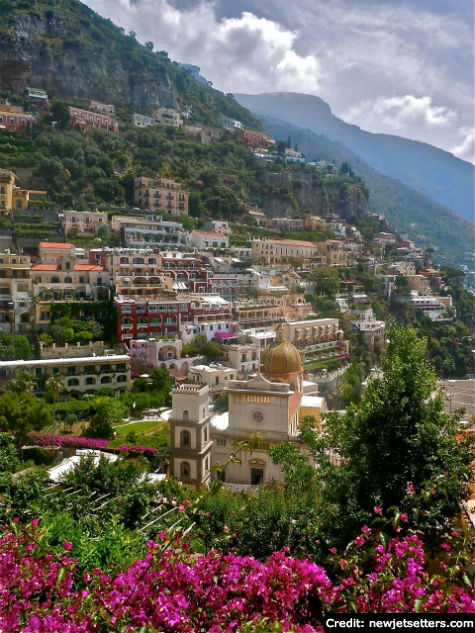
[0,0,258,127]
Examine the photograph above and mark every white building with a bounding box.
[190,231,229,250]
[188,364,237,393]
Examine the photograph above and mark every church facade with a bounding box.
[168,333,324,487]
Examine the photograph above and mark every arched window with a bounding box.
[180,461,190,479]
[120,257,129,264]
[116,375,127,383]
[181,430,191,448]
[133,257,145,264]
[85,377,96,385]
[101,376,112,384]
[182,410,189,422]
[148,258,156,264]
[64,277,73,284]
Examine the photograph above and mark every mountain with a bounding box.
[0,0,258,127]
[258,115,474,266]
[235,92,474,222]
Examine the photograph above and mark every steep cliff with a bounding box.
[0,0,259,126]
[257,170,368,219]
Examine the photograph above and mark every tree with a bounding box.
[6,369,35,394]
[50,100,71,130]
[0,392,52,451]
[305,327,473,542]
[311,267,340,295]
[203,341,221,359]
[341,362,363,406]
[0,334,33,361]
[213,392,228,413]
[150,368,172,395]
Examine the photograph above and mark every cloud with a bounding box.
[347,95,457,132]
[451,127,475,163]
[85,0,323,94]
[83,0,473,161]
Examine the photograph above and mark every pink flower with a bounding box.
[441,543,451,551]
[374,506,382,515]
[63,541,72,551]
[361,525,372,535]
[31,518,39,527]
[329,547,337,555]
[400,513,408,523]
[178,505,185,513]
[354,536,365,546]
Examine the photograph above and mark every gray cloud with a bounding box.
[84,0,473,162]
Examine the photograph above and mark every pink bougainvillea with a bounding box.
[0,523,473,633]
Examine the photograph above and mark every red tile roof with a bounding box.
[288,392,302,418]
[39,242,73,249]
[32,264,58,271]
[74,264,103,271]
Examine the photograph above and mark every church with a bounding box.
[168,331,324,487]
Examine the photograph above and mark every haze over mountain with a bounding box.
[235,92,474,223]
[258,115,474,265]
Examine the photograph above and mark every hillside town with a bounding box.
[0,2,474,624]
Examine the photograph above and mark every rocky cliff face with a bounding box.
[0,0,259,126]
[0,10,177,112]
[257,170,368,219]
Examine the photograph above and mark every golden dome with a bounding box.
[261,337,302,377]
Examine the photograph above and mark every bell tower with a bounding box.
[168,383,213,488]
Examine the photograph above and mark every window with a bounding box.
[68,378,79,387]
[217,438,226,447]
[85,377,96,385]
[203,426,208,442]
[182,410,189,422]
[180,461,190,479]
[101,376,112,384]
[181,430,191,448]
[117,375,127,383]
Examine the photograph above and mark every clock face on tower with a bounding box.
[252,410,264,424]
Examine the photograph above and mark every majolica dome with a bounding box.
[261,335,302,377]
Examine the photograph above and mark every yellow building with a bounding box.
[0,169,29,214]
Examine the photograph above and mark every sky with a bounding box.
[84,0,474,163]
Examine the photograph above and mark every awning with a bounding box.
[215,332,235,339]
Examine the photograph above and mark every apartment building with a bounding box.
[115,295,193,343]
[190,231,229,250]
[161,252,212,293]
[127,338,202,378]
[0,108,33,133]
[0,355,131,394]
[153,107,183,128]
[38,242,74,263]
[221,343,260,377]
[69,107,119,133]
[111,215,185,247]
[188,364,237,393]
[89,101,115,115]
[322,240,348,266]
[134,177,189,217]
[251,238,319,263]
[32,257,110,329]
[0,252,33,334]
[133,113,155,128]
[218,115,244,131]
[63,210,108,235]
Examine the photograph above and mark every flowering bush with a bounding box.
[29,433,109,450]
[117,444,157,455]
[0,521,473,632]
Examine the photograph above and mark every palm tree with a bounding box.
[6,369,35,394]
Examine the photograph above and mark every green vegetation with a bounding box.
[0,334,33,361]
